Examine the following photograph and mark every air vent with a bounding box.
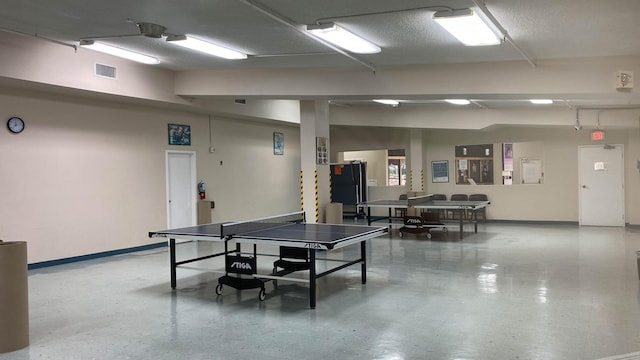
[95,63,117,79]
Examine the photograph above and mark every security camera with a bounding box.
[574,124,582,131]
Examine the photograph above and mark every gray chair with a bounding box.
[469,194,488,222]
[395,194,408,218]
[448,194,468,220]
[429,194,447,219]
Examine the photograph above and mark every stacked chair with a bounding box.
[448,194,469,220]
[469,194,489,222]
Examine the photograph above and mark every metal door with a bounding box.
[166,151,197,228]
[578,145,624,226]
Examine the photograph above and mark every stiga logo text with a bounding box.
[405,218,423,225]
[230,262,252,270]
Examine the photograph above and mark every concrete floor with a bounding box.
[3,222,640,360]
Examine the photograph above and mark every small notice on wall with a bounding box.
[316,137,328,165]
[521,158,543,184]
[594,162,607,171]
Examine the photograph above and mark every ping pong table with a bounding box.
[148,212,387,309]
[360,195,490,239]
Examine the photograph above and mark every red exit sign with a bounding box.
[591,130,605,141]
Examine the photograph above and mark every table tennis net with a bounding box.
[407,195,434,206]
[220,211,305,238]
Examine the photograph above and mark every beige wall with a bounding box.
[330,125,640,224]
[200,116,301,222]
[343,149,387,186]
[0,92,301,263]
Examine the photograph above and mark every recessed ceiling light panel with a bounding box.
[306,23,381,54]
[433,9,501,46]
[79,40,160,64]
[167,35,247,60]
[530,99,554,104]
[445,99,471,105]
[373,99,400,106]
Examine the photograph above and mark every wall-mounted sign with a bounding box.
[591,130,605,141]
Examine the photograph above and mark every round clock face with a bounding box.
[7,117,25,134]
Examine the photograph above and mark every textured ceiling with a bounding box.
[1,0,639,110]
[1,0,639,71]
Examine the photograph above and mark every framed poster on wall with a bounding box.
[273,132,284,155]
[168,124,191,146]
[431,160,449,183]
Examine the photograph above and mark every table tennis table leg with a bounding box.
[473,210,478,233]
[459,212,464,240]
[360,240,367,284]
[367,207,372,226]
[170,238,177,289]
[309,249,316,309]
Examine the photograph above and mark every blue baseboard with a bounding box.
[28,241,167,270]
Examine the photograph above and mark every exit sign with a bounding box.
[591,130,605,141]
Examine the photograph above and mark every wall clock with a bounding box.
[7,117,25,134]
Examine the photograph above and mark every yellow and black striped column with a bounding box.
[409,169,414,191]
[299,171,304,212]
[421,169,424,192]
[314,170,319,223]
[329,168,333,203]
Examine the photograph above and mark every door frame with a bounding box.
[165,150,197,228]
[578,144,625,226]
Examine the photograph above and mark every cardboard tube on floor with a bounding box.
[0,241,29,353]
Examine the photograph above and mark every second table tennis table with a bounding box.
[360,195,490,239]
[149,212,387,309]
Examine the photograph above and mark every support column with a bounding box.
[409,131,424,193]
[300,100,331,223]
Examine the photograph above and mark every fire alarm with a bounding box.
[616,71,634,89]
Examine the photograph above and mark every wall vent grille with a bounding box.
[95,63,116,79]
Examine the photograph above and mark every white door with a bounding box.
[166,151,197,228]
[578,145,624,226]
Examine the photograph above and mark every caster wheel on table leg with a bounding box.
[215,284,223,295]
[258,289,266,301]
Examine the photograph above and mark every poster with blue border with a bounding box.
[168,124,191,146]
[432,160,449,183]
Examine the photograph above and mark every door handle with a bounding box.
[582,185,588,189]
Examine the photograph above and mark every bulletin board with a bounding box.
[521,158,543,184]
[454,144,494,185]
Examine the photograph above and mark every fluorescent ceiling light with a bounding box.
[79,40,160,64]
[530,99,554,105]
[445,99,471,105]
[166,35,247,60]
[373,99,400,106]
[433,9,501,46]
[306,23,381,54]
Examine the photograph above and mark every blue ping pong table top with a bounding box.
[149,222,387,249]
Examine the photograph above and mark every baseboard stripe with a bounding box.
[28,241,167,270]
